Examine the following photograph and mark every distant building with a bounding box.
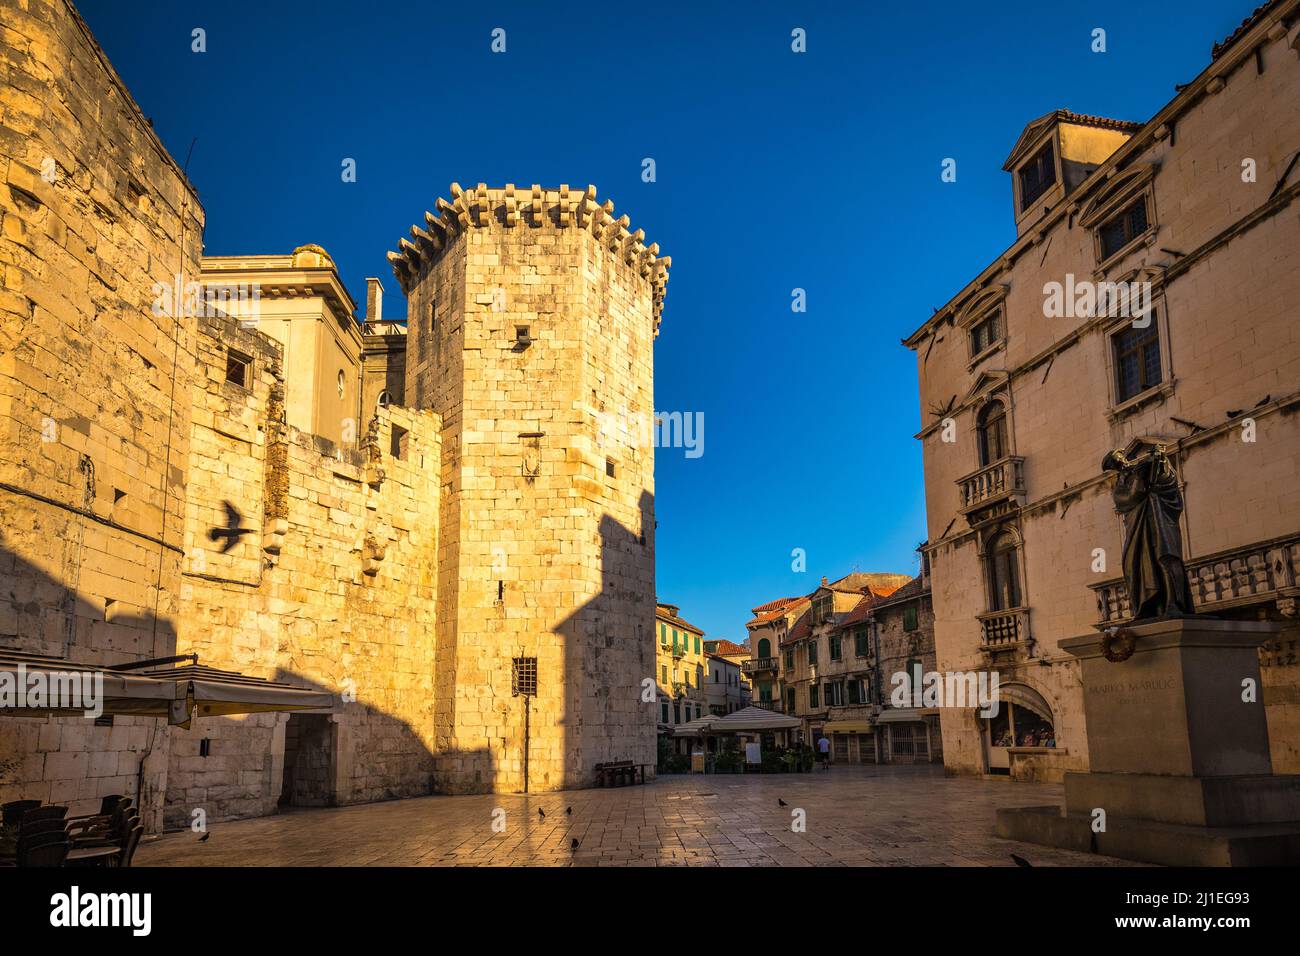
[655,603,709,729]
[703,638,752,706]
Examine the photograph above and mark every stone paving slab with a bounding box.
[137,765,1142,867]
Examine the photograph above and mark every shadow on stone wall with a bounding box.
[553,490,658,790]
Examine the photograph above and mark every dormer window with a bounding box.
[1018,141,1056,210]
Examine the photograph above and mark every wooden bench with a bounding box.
[594,760,647,787]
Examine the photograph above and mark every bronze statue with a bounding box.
[1101,447,1196,622]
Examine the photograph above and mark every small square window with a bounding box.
[605,457,617,478]
[512,657,538,697]
[225,351,250,388]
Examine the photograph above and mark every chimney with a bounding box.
[365,277,383,323]
[820,575,828,586]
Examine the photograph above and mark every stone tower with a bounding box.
[388,184,669,793]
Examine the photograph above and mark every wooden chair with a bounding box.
[67,800,133,845]
[17,818,68,839]
[1,800,41,827]
[20,805,67,824]
[17,831,71,867]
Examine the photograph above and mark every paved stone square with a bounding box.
[137,765,1140,866]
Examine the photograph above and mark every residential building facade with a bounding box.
[655,603,709,729]
[704,638,752,708]
[704,653,744,715]
[904,1,1300,782]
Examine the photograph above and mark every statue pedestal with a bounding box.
[996,617,1300,865]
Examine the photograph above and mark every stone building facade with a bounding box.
[904,1,1300,783]
[388,185,666,793]
[655,602,708,729]
[0,0,665,826]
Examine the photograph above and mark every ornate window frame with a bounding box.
[958,284,1010,369]
[1080,164,1159,274]
[1101,279,1175,420]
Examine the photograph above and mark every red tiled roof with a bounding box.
[746,596,810,629]
[1051,109,1143,133]
[1212,1,1281,60]
[707,639,749,656]
[750,596,801,615]
[656,605,704,635]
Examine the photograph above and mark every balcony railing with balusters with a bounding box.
[977,608,1031,656]
[741,657,778,675]
[1089,533,1300,626]
[751,700,784,713]
[956,455,1026,514]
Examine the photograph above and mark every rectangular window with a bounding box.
[1113,322,1162,402]
[848,680,860,705]
[1019,141,1056,210]
[903,606,919,632]
[968,311,1001,357]
[785,648,795,669]
[807,640,818,666]
[511,657,537,697]
[661,665,667,683]
[824,682,843,707]
[809,685,820,709]
[854,629,870,657]
[787,687,796,712]
[694,635,700,654]
[829,635,841,661]
[1099,196,1149,260]
[660,622,667,645]
[661,703,669,724]
[225,350,250,388]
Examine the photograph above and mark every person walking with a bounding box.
[817,734,831,770]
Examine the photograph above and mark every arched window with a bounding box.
[986,530,1021,611]
[977,400,1008,466]
[376,390,391,409]
[336,369,346,397]
[757,638,771,659]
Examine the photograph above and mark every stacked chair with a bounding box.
[0,796,143,867]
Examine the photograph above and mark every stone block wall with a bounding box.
[394,187,663,792]
[165,311,442,826]
[0,0,204,830]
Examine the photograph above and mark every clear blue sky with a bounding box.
[81,0,1251,641]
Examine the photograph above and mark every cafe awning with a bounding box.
[0,652,334,728]
[823,719,873,733]
[705,706,801,732]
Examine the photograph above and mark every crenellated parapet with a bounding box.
[388,183,670,333]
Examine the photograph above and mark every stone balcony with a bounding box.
[957,455,1026,518]
[978,607,1032,659]
[1089,532,1300,626]
[742,657,778,675]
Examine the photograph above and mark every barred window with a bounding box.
[511,657,537,697]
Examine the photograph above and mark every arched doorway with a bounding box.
[981,682,1056,775]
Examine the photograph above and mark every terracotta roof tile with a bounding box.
[1212,1,1281,60]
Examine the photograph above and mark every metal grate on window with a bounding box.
[512,657,538,697]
